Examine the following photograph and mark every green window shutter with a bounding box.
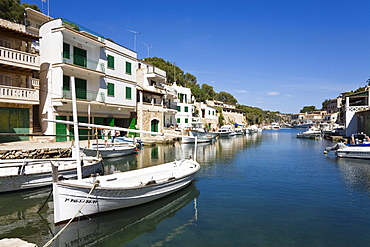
[177,118,180,123]
[63,75,70,90]
[177,106,181,112]
[107,83,115,96]
[63,43,70,59]
[107,55,115,69]
[75,78,87,99]
[185,118,188,123]
[126,87,132,99]
[125,61,132,74]
[185,106,188,112]
[73,46,87,67]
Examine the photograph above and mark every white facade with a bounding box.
[194,102,218,130]
[171,82,193,129]
[39,18,137,140]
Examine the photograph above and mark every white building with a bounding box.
[194,101,218,130]
[39,18,137,141]
[171,82,193,129]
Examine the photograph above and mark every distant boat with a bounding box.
[296,126,322,139]
[217,125,236,137]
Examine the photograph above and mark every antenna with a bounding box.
[127,29,140,51]
[141,41,152,58]
[173,61,176,84]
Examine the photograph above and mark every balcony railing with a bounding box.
[347,105,370,112]
[146,67,166,78]
[0,85,39,102]
[0,47,39,69]
[61,53,105,73]
[62,88,105,102]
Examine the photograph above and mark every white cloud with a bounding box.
[234,90,249,93]
[267,91,280,96]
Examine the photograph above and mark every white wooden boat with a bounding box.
[217,125,236,137]
[52,158,200,224]
[0,157,103,193]
[81,143,137,158]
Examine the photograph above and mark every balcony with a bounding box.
[0,47,39,70]
[146,67,166,79]
[62,88,105,102]
[61,53,105,73]
[0,85,39,104]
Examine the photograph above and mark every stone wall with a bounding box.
[0,148,72,159]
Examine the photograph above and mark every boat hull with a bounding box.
[53,159,200,224]
[336,147,370,159]
[0,158,103,193]
[82,146,136,158]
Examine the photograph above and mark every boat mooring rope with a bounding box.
[43,180,100,247]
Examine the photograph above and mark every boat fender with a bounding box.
[168,177,176,181]
[58,175,68,181]
[93,180,100,188]
[80,160,84,167]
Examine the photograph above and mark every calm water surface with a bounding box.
[1,129,370,246]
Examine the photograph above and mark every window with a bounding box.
[126,61,132,74]
[0,74,12,86]
[107,83,115,96]
[107,55,115,69]
[185,106,189,112]
[126,87,132,99]
[185,118,188,123]
[177,106,181,112]
[177,118,180,123]
[63,43,70,59]
[0,39,11,49]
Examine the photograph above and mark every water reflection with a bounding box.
[55,183,199,247]
[0,134,266,246]
[334,157,370,194]
[0,188,53,245]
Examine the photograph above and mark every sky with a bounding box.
[25,0,370,113]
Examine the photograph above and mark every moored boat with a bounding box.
[81,143,137,158]
[217,125,236,137]
[0,156,103,193]
[324,133,370,159]
[52,156,200,224]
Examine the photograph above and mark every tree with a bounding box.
[321,99,329,110]
[0,0,41,24]
[215,91,237,104]
[300,106,317,113]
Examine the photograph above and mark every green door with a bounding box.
[0,107,29,142]
[73,46,87,67]
[151,119,159,133]
[56,115,67,142]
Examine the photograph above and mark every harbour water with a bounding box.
[1,128,370,246]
